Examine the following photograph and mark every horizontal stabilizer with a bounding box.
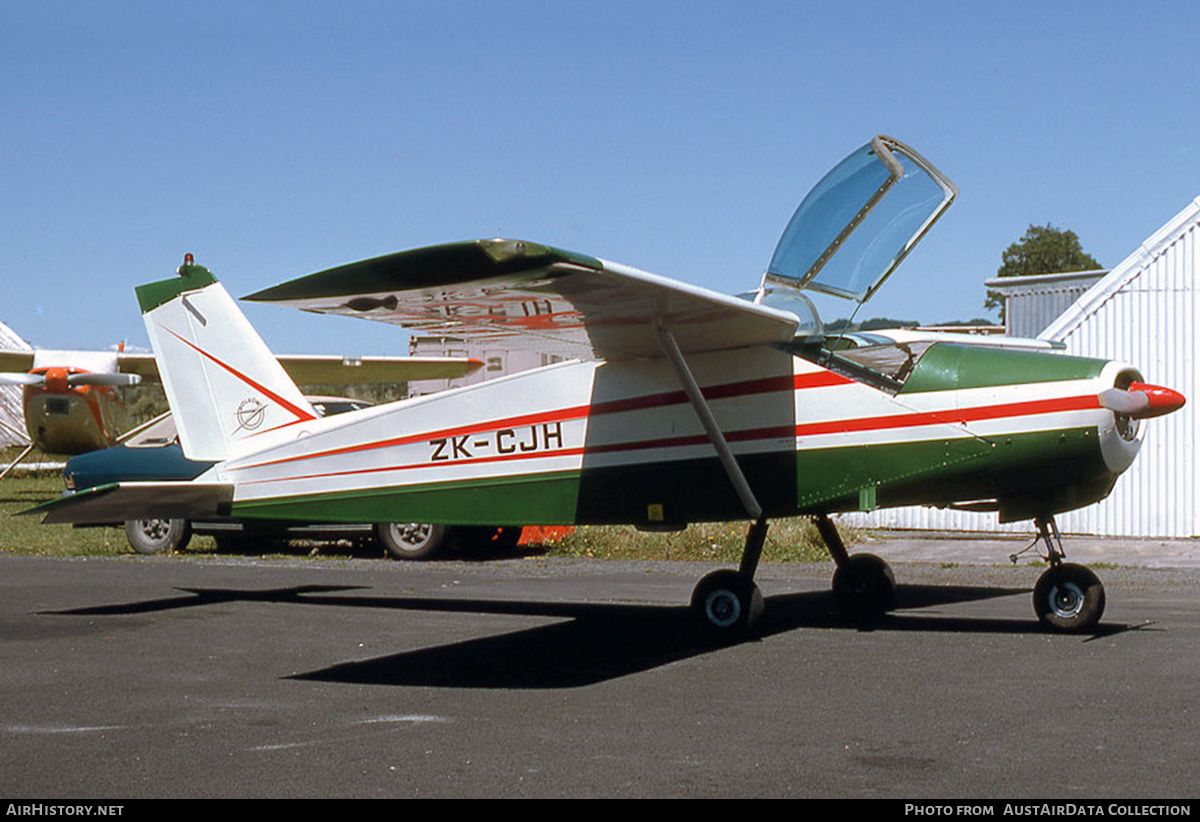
[29,482,235,525]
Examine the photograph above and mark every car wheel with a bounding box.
[377,523,447,560]
[124,518,192,555]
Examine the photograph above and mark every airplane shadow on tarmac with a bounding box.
[47,581,1143,689]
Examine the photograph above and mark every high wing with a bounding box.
[245,240,802,360]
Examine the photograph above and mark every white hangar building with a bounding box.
[847,196,1200,538]
[0,320,32,447]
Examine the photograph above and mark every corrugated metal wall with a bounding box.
[846,202,1199,538]
[1006,278,1102,338]
[1050,216,1197,537]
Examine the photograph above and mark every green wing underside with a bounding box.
[246,240,603,301]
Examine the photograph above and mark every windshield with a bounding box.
[827,339,936,387]
[785,335,937,394]
[766,135,957,303]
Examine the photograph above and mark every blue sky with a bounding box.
[3,1,1199,357]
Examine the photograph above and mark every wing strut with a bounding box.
[655,327,762,521]
[655,327,768,582]
[0,444,35,483]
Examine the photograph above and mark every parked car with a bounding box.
[62,397,521,559]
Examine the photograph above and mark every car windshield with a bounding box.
[122,414,178,448]
[120,396,373,448]
[766,135,957,304]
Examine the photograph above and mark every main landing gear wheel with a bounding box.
[691,570,764,636]
[831,553,896,620]
[1033,562,1106,633]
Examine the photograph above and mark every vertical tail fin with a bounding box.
[137,255,316,462]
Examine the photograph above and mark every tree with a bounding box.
[985,223,1101,319]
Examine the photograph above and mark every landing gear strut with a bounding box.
[657,326,771,638]
[816,514,896,620]
[691,519,767,635]
[1024,516,1106,633]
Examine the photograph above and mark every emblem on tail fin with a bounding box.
[235,397,268,433]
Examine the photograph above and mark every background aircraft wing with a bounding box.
[117,352,161,380]
[0,350,36,372]
[116,351,480,385]
[271,354,482,385]
[245,239,801,360]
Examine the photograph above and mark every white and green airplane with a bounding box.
[36,135,1184,636]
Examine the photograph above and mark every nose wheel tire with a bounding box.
[1033,563,1105,633]
[691,570,763,635]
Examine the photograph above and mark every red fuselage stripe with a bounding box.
[793,394,1101,437]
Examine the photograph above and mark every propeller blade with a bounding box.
[0,372,45,387]
[66,372,143,387]
[1098,388,1149,416]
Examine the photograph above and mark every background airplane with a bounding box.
[0,339,481,476]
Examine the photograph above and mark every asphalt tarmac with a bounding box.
[1,540,1198,799]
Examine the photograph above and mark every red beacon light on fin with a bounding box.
[177,252,197,278]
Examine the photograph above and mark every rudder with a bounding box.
[137,255,316,462]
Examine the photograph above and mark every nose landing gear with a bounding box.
[1022,517,1106,633]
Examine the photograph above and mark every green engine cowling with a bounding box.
[898,343,1146,522]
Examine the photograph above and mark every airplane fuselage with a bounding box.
[205,341,1141,529]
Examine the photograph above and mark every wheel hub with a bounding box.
[1049,582,1085,618]
[140,519,169,541]
[704,590,742,627]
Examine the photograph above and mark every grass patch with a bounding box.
[543,519,837,564]
[0,470,130,557]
